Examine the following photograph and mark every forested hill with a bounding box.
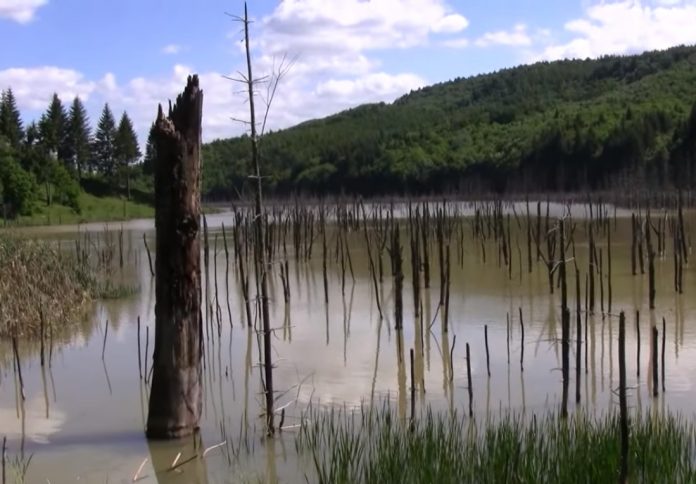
[203,44,696,198]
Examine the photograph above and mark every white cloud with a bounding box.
[4,1,469,145]
[475,24,532,47]
[539,0,696,60]
[162,44,182,55]
[259,0,469,55]
[0,66,95,110]
[2,63,426,147]
[0,0,47,23]
[314,72,426,102]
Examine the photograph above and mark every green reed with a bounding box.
[296,403,696,484]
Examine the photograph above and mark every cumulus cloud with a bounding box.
[0,0,47,23]
[0,66,95,109]
[539,0,696,60]
[2,63,426,146]
[314,73,426,102]
[260,0,469,55]
[475,24,532,47]
[3,1,465,143]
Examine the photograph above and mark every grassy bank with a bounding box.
[297,404,696,483]
[8,192,154,227]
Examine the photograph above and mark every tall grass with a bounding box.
[0,237,92,338]
[296,403,696,483]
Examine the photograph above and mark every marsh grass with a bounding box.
[0,237,91,338]
[296,403,696,483]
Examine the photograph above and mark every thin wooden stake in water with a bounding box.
[618,311,629,484]
[1,436,5,484]
[646,211,656,310]
[102,320,109,360]
[575,268,581,404]
[466,342,473,417]
[652,325,659,398]
[662,317,666,393]
[39,306,45,367]
[519,307,524,372]
[484,325,491,377]
[410,348,415,429]
[506,314,510,365]
[137,316,142,379]
[636,311,641,378]
[12,337,25,401]
[144,326,149,384]
[143,233,155,277]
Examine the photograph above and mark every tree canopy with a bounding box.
[203,44,696,197]
[0,90,143,219]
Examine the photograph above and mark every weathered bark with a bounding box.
[146,75,204,439]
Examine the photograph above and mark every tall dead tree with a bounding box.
[228,2,291,435]
[147,75,204,439]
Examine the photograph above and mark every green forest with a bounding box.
[0,89,153,219]
[204,44,696,197]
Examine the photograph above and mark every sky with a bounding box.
[2,0,696,146]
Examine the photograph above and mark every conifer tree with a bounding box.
[142,123,156,175]
[38,93,69,160]
[66,97,91,179]
[0,88,24,150]
[114,111,141,198]
[92,103,117,179]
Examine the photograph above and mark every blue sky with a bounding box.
[2,0,696,145]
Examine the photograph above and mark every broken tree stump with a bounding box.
[146,75,204,439]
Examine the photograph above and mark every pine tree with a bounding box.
[114,111,141,198]
[38,93,69,161]
[66,97,91,180]
[0,88,24,150]
[142,123,156,175]
[92,103,117,179]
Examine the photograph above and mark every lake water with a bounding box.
[1,202,694,483]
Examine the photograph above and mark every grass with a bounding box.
[296,403,696,483]
[0,236,93,338]
[9,192,154,227]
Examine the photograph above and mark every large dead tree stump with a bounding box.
[146,75,204,439]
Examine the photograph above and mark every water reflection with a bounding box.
[0,206,695,482]
[146,434,208,484]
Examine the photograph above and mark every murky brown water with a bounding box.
[1,202,695,483]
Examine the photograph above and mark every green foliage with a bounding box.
[0,90,148,220]
[142,122,156,175]
[92,103,117,179]
[66,96,92,179]
[38,93,69,161]
[0,88,24,150]
[297,404,696,484]
[50,160,81,212]
[204,44,696,195]
[0,140,37,217]
[114,111,141,195]
[13,192,153,226]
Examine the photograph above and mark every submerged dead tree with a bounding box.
[147,75,204,439]
[228,2,292,435]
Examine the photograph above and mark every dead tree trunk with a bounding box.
[146,75,204,439]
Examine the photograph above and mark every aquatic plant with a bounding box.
[297,404,696,483]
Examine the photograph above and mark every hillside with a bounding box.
[203,45,696,197]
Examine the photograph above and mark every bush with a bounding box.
[0,142,38,217]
